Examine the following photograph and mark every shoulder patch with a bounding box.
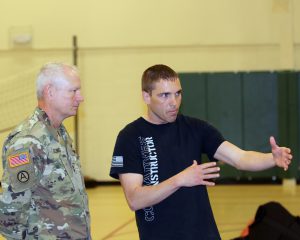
[112,156,124,167]
[8,151,30,168]
[6,150,37,192]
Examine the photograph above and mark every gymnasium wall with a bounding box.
[0,0,299,181]
[180,71,300,181]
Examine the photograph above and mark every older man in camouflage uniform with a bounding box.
[0,63,91,239]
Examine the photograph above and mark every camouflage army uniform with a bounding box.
[0,108,91,239]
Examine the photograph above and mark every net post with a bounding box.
[72,35,79,153]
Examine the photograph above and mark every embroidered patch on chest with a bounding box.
[8,151,30,168]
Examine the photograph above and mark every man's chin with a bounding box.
[68,110,78,117]
[167,116,177,123]
[72,107,79,114]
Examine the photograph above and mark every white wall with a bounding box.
[0,0,299,180]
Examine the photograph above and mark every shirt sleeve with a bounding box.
[110,127,144,179]
[0,136,45,237]
[201,121,225,161]
[3,136,46,193]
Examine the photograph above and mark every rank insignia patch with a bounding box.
[8,152,30,168]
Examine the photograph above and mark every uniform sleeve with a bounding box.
[201,121,225,161]
[3,136,45,193]
[0,136,46,237]
[110,128,144,179]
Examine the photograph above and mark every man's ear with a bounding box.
[142,91,151,104]
[45,84,53,98]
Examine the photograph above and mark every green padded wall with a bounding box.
[242,72,278,180]
[179,71,299,182]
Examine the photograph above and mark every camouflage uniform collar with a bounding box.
[35,107,48,122]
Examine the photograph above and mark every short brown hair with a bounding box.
[141,64,178,93]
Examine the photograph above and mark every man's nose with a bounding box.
[169,95,177,106]
[76,91,84,102]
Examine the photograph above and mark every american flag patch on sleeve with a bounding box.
[8,152,30,168]
[111,156,123,167]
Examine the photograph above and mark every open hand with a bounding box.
[178,160,220,187]
[270,136,293,171]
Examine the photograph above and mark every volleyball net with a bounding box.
[0,67,39,134]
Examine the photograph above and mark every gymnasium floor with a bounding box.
[0,183,299,240]
[91,182,299,240]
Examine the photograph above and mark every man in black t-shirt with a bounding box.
[110,64,293,240]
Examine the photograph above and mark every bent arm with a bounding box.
[119,173,180,211]
[119,161,220,211]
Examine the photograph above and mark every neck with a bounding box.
[143,111,167,125]
[38,101,62,128]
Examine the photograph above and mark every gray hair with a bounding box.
[36,62,78,100]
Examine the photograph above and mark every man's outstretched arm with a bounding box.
[214,136,292,171]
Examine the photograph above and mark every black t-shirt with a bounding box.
[110,114,225,240]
